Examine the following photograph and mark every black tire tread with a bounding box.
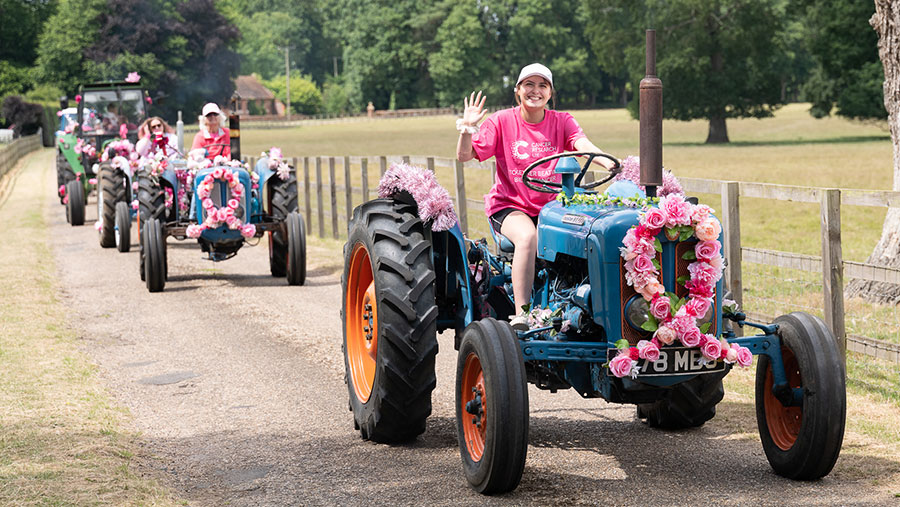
[99,164,125,248]
[638,369,729,429]
[343,199,438,443]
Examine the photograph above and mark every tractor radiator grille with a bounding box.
[619,250,662,345]
[204,180,246,223]
[619,240,716,345]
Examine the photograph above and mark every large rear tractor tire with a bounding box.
[285,211,306,286]
[456,318,529,495]
[342,199,438,443]
[98,164,125,248]
[143,217,167,292]
[65,179,85,226]
[637,368,729,429]
[115,201,131,252]
[268,173,298,277]
[755,312,845,480]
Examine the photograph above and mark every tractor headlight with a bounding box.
[624,296,651,330]
[696,302,715,328]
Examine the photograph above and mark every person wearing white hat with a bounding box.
[190,102,231,160]
[456,63,618,331]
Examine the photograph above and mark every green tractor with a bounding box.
[55,81,151,238]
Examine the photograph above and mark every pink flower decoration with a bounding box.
[695,240,721,260]
[654,325,676,346]
[695,218,722,242]
[736,346,753,367]
[701,335,722,361]
[637,340,661,362]
[649,295,671,320]
[643,208,667,230]
[660,194,692,227]
[240,223,256,238]
[609,352,637,378]
[680,326,703,348]
[377,162,458,231]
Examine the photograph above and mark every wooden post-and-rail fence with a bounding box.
[279,154,900,365]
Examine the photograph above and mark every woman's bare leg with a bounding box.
[500,211,538,314]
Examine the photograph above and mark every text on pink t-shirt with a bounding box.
[472,107,586,217]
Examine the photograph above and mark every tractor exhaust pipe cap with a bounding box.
[640,29,663,197]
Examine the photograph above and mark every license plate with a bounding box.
[608,347,726,376]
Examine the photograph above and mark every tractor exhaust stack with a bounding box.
[640,29,663,197]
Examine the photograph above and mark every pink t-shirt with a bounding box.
[191,127,231,160]
[472,107,586,217]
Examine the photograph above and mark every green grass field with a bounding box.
[242,103,900,349]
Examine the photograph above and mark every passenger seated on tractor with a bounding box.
[136,117,178,158]
[190,103,230,160]
[456,63,618,331]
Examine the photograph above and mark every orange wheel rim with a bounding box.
[764,346,803,451]
[346,243,377,402]
[461,352,487,462]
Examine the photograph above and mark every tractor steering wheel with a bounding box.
[522,151,621,194]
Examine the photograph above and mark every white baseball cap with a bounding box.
[516,63,553,87]
[202,102,223,117]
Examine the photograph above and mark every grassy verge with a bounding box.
[0,150,181,505]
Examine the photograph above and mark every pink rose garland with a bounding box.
[185,168,256,240]
[609,194,752,378]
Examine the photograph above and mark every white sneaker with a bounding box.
[510,313,529,332]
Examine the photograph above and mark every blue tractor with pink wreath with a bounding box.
[340,31,845,495]
[137,134,306,292]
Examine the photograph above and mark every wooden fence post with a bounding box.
[303,157,312,227]
[722,182,743,336]
[380,156,387,177]
[454,160,468,235]
[344,155,352,228]
[329,156,338,239]
[822,188,846,362]
[291,157,299,212]
[316,157,324,237]
[361,158,369,202]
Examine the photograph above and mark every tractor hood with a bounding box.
[537,200,641,262]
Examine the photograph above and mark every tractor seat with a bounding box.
[490,224,515,254]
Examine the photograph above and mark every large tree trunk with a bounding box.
[706,115,729,143]
[846,1,900,303]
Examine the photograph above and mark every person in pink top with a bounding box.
[190,102,231,160]
[457,63,618,330]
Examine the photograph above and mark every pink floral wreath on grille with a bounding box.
[186,167,256,239]
[608,194,753,379]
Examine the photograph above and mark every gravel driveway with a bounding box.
[35,150,895,506]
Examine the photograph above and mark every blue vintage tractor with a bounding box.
[341,32,845,495]
[136,142,306,292]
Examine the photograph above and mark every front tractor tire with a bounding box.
[142,217,167,292]
[636,368,729,429]
[342,199,438,443]
[285,211,306,286]
[268,173,299,277]
[65,179,85,226]
[456,318,529,495]
[115,201,131,252]
[98,164,126,248]
[755,312,845,480]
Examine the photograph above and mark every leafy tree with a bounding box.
[0,0,58,67]
[261,71,322,115]
[322,78,351,114]
[583,0,791,143]
[799,0,886,120]
[429,0,498,106]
